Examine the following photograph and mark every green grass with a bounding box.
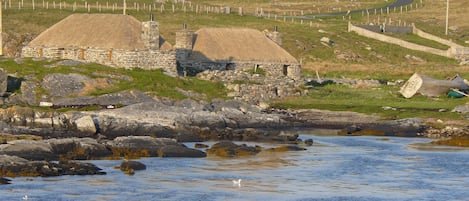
[271,84,467,120]
[0,58,227,100]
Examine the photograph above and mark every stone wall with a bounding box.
[356,24,413,34]
[180,60,301,80]
[348,22,449,58]
[22,46,177,76]
[412,25,469,59]
[196,70,306,103]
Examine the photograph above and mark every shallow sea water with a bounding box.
[2,135,469,201]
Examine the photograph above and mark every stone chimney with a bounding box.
[175,24,194,61]
[264,26,282,46]
[141,16,160,50]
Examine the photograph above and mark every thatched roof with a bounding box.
[189,28,298,63]
[28,14,171,50]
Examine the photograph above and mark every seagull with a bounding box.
[22,195,28,200]
[232,179,242,187]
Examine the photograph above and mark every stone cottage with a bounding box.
[175,27,301,80]
[21,14,177,75]
[22,14,301,80]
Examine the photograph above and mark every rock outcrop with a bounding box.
[206,141,261,157]
[0,155,105,177]
[107,136,205,158]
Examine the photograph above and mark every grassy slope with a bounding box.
[0,58,226,101]
[2,0,469,121]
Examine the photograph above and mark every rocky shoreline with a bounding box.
[0,66,465,185]
[0,96,431,184]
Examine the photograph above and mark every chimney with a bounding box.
[270,26,282,46]
[175,24,194,61]
[141,20,160,50]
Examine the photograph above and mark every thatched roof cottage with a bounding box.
[21,14,177,75]
[176,27,301,80]
[22,14,301,80]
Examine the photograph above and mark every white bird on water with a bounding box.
[22,195,28,200]
[232,179,242,187]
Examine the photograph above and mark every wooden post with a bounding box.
[32,0,34,10]
[123,0,126,15]
[445,0,449,35]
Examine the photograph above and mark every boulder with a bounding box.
[95,90,156,106]
[73,115,97,135]
[119,160,146,171]
[158,145,207,158]
[0,155,105,177]
[53,90,156,108]
[0,140,56,161]
[57,160,106,176]
[42,73,91,97]
[18,81,38,106]
[174,133,204,142]
[107,136,179,158]
[47,138,112,160]
[453,105,469,114]
[206,141,261,157]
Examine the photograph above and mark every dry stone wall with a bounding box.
[348,22,450,58]
[197,70,305,103]
[180,60,301,80]
[22,46,177,76]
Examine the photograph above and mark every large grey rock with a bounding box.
[0,140,56,161]
[19,80,38,105]
[206,141,261,157]
[453,105,469,114]
[107,136,179,157]
[53,90,156,107]
[0,154,105,177]
[158,145,207,158]
[47,138,112,160]
[42,73,91,97]
[73,115,97,135]
[96,90,155,106]
[119,160,146,171]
